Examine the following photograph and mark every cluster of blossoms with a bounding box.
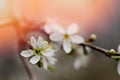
[20,22,88,70]
[20,21,120,76]
[44,22,89,69]
[20,36,57,70]
[46,22,84,53]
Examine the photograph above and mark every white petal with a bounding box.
[76,46,91,55]
[50,42,60,52]
[44,24,53,34]
[67,23,78,34]
[117,62,120,75]
[51,23,65,33]
[118,45,120,53]
[30,56,40,64]
[47,56,57,65]
[74,57,82,69]
[44,22,65,34]
[71,35,84,44]
[49,32,63,42]
[30,36,37,48]
[74,55,87,69]
[86,47,91,52]
[42,41,49,48]
[37,36,43,48]
[42,48,55,57]
[20,50,33,57]
[76,47,83,54]
[42,58,48,70]
[63,40,72,54]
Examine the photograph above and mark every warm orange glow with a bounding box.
[0,0,5,9]
[0,0,117,30]
[0,0,118,55]
[16,0,117,32]
[0,0,14,25]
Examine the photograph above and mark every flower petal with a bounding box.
[50,23,65,33]
[63,40,72,54]
[74,57,82,69]
[76,46,91,55]
[70,35,84,44]
[117,62,120,75]
[37,36,43,48]
[42,48,55,57]
[30,36,37,48]
[47,56,57,65]
[118,45,120,53]
[86,47,91,52]
[74,55,87,69]
[76,47,83,54]
[20,50,33,57]
[67,23,78,34]
[42,58,48,70]
[49,32,63,42]
[44,24,53,34]
[30,56,40,64]
[44,22,65,34]
[42,41,49,48]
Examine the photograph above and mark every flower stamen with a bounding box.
[64,33,70,39]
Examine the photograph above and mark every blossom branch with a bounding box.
[80,42,120,58]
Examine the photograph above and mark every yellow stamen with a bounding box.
[64,34,70,39]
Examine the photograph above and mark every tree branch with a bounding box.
[80,43,120,58]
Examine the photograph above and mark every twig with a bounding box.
[80,43,120,57]
[18,40,36,80]
[13,20,37,80]
[20,57,36,80]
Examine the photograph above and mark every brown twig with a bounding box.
[20,57,36,80]
[13,19,37,80]
[80,43,120,57]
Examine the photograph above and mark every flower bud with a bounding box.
[88,34,97,42]
[108,49,116,54]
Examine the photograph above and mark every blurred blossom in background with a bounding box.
[0,0,120,80]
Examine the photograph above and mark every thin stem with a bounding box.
[80,43,120,57]
[0,19,37,80]
[18,39,36,80]
[20,57,36,80]
[13,20,37,80]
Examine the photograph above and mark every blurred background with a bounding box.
[0,0,120,80]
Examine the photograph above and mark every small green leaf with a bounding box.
[111,56,120,59]
[47,64,56,72]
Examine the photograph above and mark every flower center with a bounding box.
[64,33,70,39]
[34,48,43,55]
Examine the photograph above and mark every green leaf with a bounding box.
[47,64,56,72]
[111,56,120,59]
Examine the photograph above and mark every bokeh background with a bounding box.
[0,0,120,80]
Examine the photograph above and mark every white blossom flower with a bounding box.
[117,45,120,75]
[20,36,57,70]
[48,23,84,54]
[74,47,91,69]
[43,21,64,34]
